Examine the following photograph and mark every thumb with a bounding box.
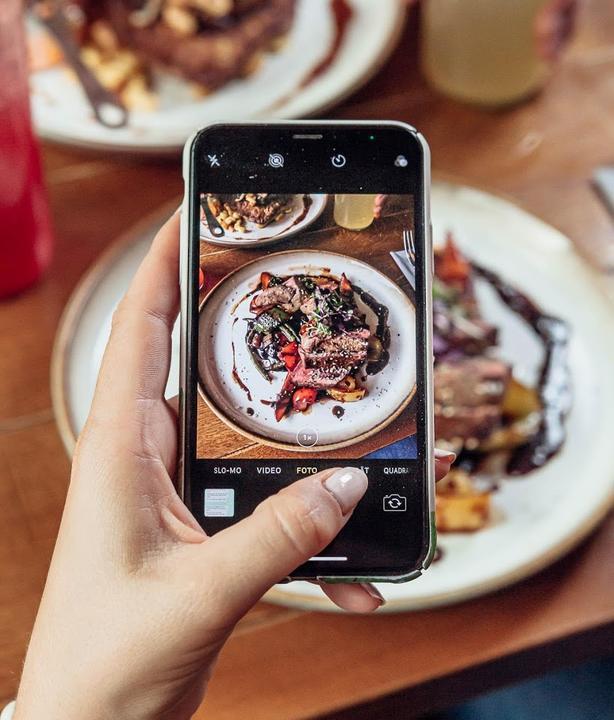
[203,467,368,622]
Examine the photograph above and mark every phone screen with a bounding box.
[182,123,433,579]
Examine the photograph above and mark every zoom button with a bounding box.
[297,428,318,448]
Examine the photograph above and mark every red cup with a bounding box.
[0,0,53,298]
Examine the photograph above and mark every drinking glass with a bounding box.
[0,0,53,298]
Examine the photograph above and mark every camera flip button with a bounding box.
[383,494,408,512]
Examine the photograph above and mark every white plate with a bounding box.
[30,0,405,154]
[200,194,328,247]
[51,182,614,612]
[197,250,416,451]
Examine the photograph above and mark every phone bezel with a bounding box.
[179,121,435,583]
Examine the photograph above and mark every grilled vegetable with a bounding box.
[502,377,541,419]
[367,336,384,362]
[260,271,282,289]
[279,323,299,342]
[279,341,299,370]
[274,373,295,422]
[435,232,471,285]
[292,387,318,412]
[253,307,289,334]
[327,375,366,402]
[339,273,352,295]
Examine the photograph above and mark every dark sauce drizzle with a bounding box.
[353,284,391,375]
[265,0,354,112]
[473,264,572,476]
[231,317,252,402]
[300,0,353,88]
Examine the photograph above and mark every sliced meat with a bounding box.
[250,283,294,312]
[435,405,503,442]
[95,0,296,90]
[278,276,301,313]
[434,358,512,442]
[299,295,316,316]
[299,331,321,353]
[305,331,369,368]
[434,358,511,407]
[225,193,292,226]
[289,361,349,389]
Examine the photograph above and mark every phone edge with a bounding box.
[178,121,435,584]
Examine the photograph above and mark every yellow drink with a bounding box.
[421,0,550,107]
[334,194,377,230]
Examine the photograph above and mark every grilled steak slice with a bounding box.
[250,278,301,313]
[89,0,296,90]
[435,358,511,442]
[434,358,510,407]
[289,361,349,389]
[304,331,369,368]
[223,193,292,226]
[436,404,503,442]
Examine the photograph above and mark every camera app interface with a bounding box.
[188,133,428,574]
[196,192,417,464]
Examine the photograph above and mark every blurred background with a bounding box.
[1,1,613,718]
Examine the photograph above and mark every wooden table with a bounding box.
[1,1,613,716]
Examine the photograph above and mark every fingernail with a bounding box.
[360,583,386,606]
[434,448,457,464]
[323,467,368,515]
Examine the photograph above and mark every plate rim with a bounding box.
[264,495,613,612]
[31,1,407,154]
[196,247,417,452]
[50,200,181,457]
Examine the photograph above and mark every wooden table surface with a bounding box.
[1,1,614,717]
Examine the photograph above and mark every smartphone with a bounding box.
[179,121,434,583]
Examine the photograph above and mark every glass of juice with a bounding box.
[421,0,552,107]
[0,0,53,298]
[334,194,377,230]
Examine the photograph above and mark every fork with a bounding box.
[29,0,129,129]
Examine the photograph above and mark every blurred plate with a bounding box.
[30,0,405,154]
[197,250,416,451]
[52,182,614,612]
[200,194,328,247]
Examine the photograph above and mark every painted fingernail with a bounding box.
[434,448,457,464]
[323,467,368,515]
[360,583,386,606]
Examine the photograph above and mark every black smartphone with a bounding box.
[179,121,434,582]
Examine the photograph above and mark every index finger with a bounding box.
[91,211,181,420]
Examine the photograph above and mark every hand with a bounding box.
[14,213,454,720]
[374,193,387,219]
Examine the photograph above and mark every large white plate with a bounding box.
[51,183,614,612]
[200,194,328,247]
[197,250,416,451]
[30,0,405,154]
